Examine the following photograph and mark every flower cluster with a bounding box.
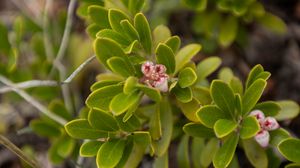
[250,110,280,147]
[140,61,169,92]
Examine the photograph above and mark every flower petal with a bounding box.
[154,77,168,92]
[249,110,265,122]
[154,64,166,74]
[263,117,279,131]
[141,61,154,77]
[255,130,270,148]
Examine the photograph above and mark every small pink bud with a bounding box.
[255,130,270,147]
[263,117,279,131]
[154,64,166,74]
[153,77,168,92]
[249,110,265,123]
[141,61,154,77]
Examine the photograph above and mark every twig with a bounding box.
[0,80,58,93]
[0,135,40,168]
[0,75,67,126]
[42,0,55,61]
[62,55,96,84]
[49,0,77,113]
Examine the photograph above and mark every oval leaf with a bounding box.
[178,67,197,88]
[183,123,215,138]
[175,44,201,73]
[196,56,221,82]
[110,90,141,115]
[88,108,119,131]
[156,43,175,74]
[197,105,227,128]
[134,13,152,54]
[214,119,237,138]
[240,116,260,139]
[80,141,103,157]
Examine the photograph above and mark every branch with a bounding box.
[0,75,67,126]
[62,55,96,84]
[0,80,58,93]
[42,0,55,61]
[0,135,40,168]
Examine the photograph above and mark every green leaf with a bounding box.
[200,138,219,167]
[242,139,268,168]
[196,57,221,82]
[172,84,193,103]
[134,13,152,54]
[218,67,234,83]
[0,22,11,55]
[165,36,181,53]
[218,16,238,47]
[211,80,236,119]
[132,131,151,149]
[116,114,141,132]
[128,0,145,14]
[88,5,110,29]
[48,100,72,121]
[65,119,108,139]
[80,141,103,157]
[48,139,64,164]
[269,128,290,147]
[213,133,239,168]
[107,57,135,77]
[214,119,237,138]
[177,98,200,122]
[258,12,287,34]
[275,100,300,121]
[242,79,267,116]
[240,116,260,139]
[124,76,138,94]
[108,9,130,33]
[197,105,227,128]
[177,135,191,168]
[193,86,212,105]
[154,152,169,168]
[246,64,268,89]
[86,84,123,112]
[175,44,201,73]
[120,19,140,41]
[153,25,171,47]
[191,138,205,168]
[97,139,126,168]
[94,38,126,69]
[149,104,162,140]
[230,77,243,95]
[96,73,124,81]
[156,43,176,74]
[178,67,197,88]
[96,29,131,46]
[183,123,215,138]
[30,120,61,137]
[110,90,141,115]
[91,80,121,91]
[152,98,173,157]
[278,138,300,163]
[254,101,281,116]
[56,136,75,157]
[184,0,207,11]
[88,108,119,131]
[137,84,161,102]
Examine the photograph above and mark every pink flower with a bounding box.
[249,110,280,147]
[140,61,169,92]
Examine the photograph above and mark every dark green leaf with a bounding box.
[269,128,290,147]
[178,67,197,88]
[240,116,260,139]
[80,141,103,157]
[108,9,130,33]
[96,29,131,46]
[134,13,152,54]
[110,90,141,115]
[56,136,75,157]
[107,57,134,77]
[254,101,281,116]
[242,139,268,168]
[165,36,181,53]
[172,84,193,103]
[214,119,237,138]
[88,5,110,29]
[183,123,215,138]
[137,84,161,102]
[197,105,227,128]
[120,19,140,41]
[116,114,141,132]
[91,80,121,91]
[128,0,145,15]
[30,119,62,137]
[200,138,219,167]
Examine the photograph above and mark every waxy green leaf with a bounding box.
[242,79,267,116]
[124,76,138,94]
[88,5,110,29]
[107,57,134,77]
[201,138,219,167]
[80,141,103,157]
[97,139,126,168]
[196,56,221,82]
[128,0,145,14]
[197,105,227,128]
[30,120,62,137]
[177,135,191,168]
[240,116,260,139]
[175,44,201,73]
[242,139,268,168]
[116,114,141,132]
[275,100,300,121]
[134,13,152,54]
[214,119,237,138]
[96,29,131,46]
[110,90,141,115]
[149,104,162,140]
[278,138,300,163]
[108,9,130,33]
[88,108,119,131]
[137,84,161,102]
[254,101,281,116]
[178,67,197,88]
[153,25,171,47]
[183,123,215,138]
[120,19,140,41]
[165,36,181,53]
[86,84,123,112]
[172,84,193,103]
[156,43,175,74]
[193,86,212,105]
[211,80,235,119]
[269,128,290,147]
[213,133,239,168]
[65,119,108,139]
[178,98,200,122]
[91,80,120,92]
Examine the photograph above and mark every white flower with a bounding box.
[249,110,280,147]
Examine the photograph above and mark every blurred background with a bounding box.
[1,0,300,167]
